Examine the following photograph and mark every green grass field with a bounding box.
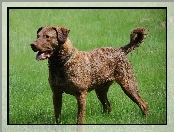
[9,9,166,124]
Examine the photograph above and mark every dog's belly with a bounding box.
[49,69,114,96]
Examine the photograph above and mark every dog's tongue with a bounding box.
[36,52,51,61]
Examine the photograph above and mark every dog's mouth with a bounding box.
[30,44,53,61]
[36,50,52,61]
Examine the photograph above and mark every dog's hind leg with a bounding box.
[115,61,149,115]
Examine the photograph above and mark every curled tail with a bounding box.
[121,27,147,55]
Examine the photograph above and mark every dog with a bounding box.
[30,26,149,124]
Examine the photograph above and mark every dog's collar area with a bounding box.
[48,48,75,67]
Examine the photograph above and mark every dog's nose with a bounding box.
[30,43,36,46]
[30,43,38,52]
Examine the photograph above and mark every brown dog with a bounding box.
[30,26,148,124]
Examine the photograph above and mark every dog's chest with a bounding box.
[48,67,68,85]
[49,69,87,95]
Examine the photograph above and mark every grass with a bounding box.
[9,8,166,124]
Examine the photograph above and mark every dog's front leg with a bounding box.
[76,91,87,124]
[52,90,63,124]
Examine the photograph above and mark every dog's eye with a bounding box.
[46,35,50,39]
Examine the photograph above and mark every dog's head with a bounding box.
[30,26,70,61]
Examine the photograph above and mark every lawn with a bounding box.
[8,8,166,124]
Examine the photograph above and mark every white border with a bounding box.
[2,2,173,132]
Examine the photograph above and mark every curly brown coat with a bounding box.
[30,26,149,124]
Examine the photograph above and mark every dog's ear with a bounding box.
[37,27,43,34]
[60,27,70,42]
[53,27,70,43]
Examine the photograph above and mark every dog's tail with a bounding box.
[121,27,147,55]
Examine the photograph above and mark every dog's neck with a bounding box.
[48,38,75,67]
[57,39,74,58]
